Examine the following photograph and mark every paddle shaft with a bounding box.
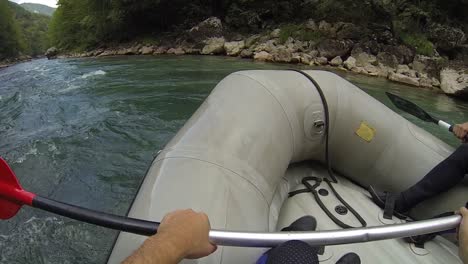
[0,182,161,236]
[33,196,159,235]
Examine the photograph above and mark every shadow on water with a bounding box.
[0,56,467,263]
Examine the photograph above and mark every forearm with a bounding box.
[461,242,467,264]
[123,235,185,264]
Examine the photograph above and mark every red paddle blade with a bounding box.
[0,158,24,219]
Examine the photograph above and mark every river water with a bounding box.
[0,56,467,263]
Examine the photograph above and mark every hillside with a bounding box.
[0,0,50,60]
[20,2,55,16]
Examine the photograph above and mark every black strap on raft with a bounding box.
[288,69,366,229]
[289,177,367,228]
[383,193,397,220]
[289,69,337,183]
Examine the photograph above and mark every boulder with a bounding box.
[270,29,281,38]
[92,49,104,56]
[254,40,277,53]
[291,53,301,64]
[377,52,398,68]
[317,39,354,60]
[116,48,127,55]
[188,17,223,43]
[309,50,319,58]
[201,37,225,55]
[440,68,468,98]
[45,47,58,59]
[183,48,201,55]
[124,45,140,55]
[352,41,381,56]
[272,48,292,63]
[140,46,154,55]
[98,49,116,57]
[364,64,379,76]
[411,55,446,79]
[335,22,363,40]
[318,21,335,36]
[419,77,433,88]
[329,56,343,66]
[245,34,262,48]
[432,77,441,87]
[428,23,466,50]
[369,24,396,45]
[305,19,317,31]
[351,66,366,74]
[344,56,356,70]
[388,72,420,87]
[153,47,168,55]
[396,64,417,78]
[240,49,254,58]
[167,48,185,55]
[224,41,245,56]
[354,52,377,67]
[382,45,415,64]
[253,51,273,62]
[314,56,328,65]
[300,53,313,65]
[284,38,307,53]
[375,63,393,78]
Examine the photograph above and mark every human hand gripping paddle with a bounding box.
[0,157,464,247]
[386,92,468,140]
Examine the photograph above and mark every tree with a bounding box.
[0,0,24,59]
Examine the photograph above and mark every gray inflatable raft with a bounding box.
[108,70,467,263]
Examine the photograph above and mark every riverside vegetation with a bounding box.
[2,0,468,98]
[0,0,52,67]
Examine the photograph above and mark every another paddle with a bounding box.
[386,92,457,134]
[0,157,159,235]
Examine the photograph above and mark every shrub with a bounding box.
[400,33,434,56]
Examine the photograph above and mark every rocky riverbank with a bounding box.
[0,55,34,70]
[54,17,468,99]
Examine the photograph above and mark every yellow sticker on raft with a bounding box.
[355,122,376,142]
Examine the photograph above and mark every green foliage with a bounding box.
[400,33,434,56]
[0,0,24,59]
[279,24,323,44]
[9,2,51,56]
[46,0,468,53]
[0,1,51,59]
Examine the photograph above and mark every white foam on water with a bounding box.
[26,147,38,155]
[15,156,26,164]
[15,147,38,164]
[25,216,39,224]
[59,84,81,93]
[81,70,107,79]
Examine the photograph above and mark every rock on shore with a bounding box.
[61,17,468,100]
[440,68,468,98]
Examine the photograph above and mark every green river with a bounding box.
[0,55,467,263]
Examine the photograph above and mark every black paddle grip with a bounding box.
[32,196,159,236]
